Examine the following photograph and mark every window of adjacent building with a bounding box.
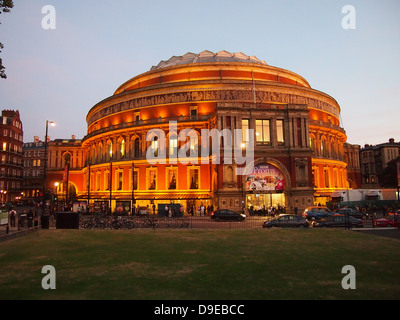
[189,167,199,189]
[276,120,284,145]
[2,142,6,151]
[255,119,270,144]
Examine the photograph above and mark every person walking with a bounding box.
[9,208,16,228]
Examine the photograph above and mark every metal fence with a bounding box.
[78,214,268,230]
[3,213,388,233]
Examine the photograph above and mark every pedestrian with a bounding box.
[27,209,33,228]
[168,206,172,218]
[9,209,16,227]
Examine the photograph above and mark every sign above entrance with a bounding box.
[246,163,285,192]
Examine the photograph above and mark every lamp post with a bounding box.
[43,120,55,213]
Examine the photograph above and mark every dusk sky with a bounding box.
[0,0,399,146]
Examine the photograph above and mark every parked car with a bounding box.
[388,209,400,216]
[374,215,400,228]
[335,208,366,219]
[263,214,309,228]
[302,206,333,221]
[313,215,363,228]
[211,210,246,221]
[137,206,149,216]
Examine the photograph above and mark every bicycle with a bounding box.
[143,217,159,228]
[111,216,134,229]
[82,215,106,229]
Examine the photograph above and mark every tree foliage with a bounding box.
[379,156,400,188]
[0,0,14,79]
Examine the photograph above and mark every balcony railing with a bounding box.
[309,119,346,134]
[83,114,214,142]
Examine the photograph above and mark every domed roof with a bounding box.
[150,50,268,71]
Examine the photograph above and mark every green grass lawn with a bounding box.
[0,228,399,300]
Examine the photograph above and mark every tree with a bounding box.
[379,156,400,188]
[0,0,14,79]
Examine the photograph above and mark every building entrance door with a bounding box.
[246,193,285,212]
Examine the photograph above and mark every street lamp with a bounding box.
[43,120,55,212]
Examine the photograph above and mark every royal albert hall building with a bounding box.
[48,50,348,214]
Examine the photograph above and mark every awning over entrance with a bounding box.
[365,190,381,200]
[133,194,210,200]
[78,193,210,201]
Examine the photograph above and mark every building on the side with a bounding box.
[21,136,46,203]
[360,138,400,188]
[0,110,24,204]
[343,142,362,189]
[44,50,350,213]
[46,136,84,207]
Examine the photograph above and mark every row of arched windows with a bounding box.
[309,134,344,161]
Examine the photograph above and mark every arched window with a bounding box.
[98,143,103,162]
[107,141,113,160]
[134,138,140,158]
[331,139,337,159]
[226,166,234,183]
[151,137,158,157]
[120,139,125,158]
[169,134,178,157]
[321,139,326,157]
[64,153,71,165]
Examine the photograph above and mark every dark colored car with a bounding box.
[313,215,363,228]
[374,215,400,228]
[211,210,246,221]
[263,214,309,228]
[335,208,366,219]
[302,206,333,221]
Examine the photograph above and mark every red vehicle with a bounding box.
[388,209,400,216]
[374,215,400,228]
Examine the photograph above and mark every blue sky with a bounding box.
[0,0,399,146]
